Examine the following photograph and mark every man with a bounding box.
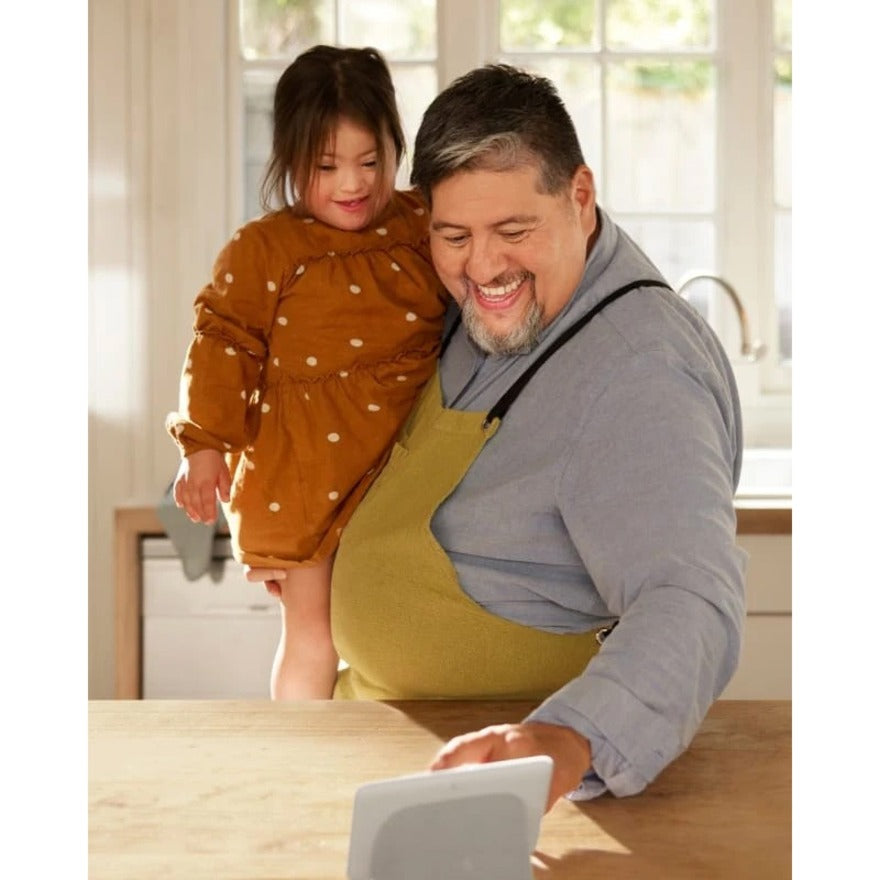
[330,64,746,807]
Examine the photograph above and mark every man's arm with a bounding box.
[430,346,746,801]
[527,347,746,797]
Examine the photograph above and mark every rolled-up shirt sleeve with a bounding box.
[525,348,747,798]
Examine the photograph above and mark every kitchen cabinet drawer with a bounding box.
[721,615,791,700]
[141,538,278,699]
[737,535,792,613]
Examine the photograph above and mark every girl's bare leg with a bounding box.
[271,556,338,700]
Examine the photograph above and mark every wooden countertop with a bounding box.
[89,698,791,880]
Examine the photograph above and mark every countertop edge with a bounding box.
[116,500,793,537]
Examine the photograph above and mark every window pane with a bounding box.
[606,60,715,212]
[617,218,714,302]
[499,56,602,186]
[775,212,791,362]
[389,63,437,187]
[339,0,435,59]
[243,69,276,219]
[239,0,334,60]
[606,0,712,50]
[499,0,597,51]
[774,57,791,208]
[774,0,791,49]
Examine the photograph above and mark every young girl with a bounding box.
[166,45,448,699]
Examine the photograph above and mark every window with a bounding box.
[235,0,438,220]
[232,0,791,444]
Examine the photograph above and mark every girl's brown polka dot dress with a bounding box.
[166,190,448,568]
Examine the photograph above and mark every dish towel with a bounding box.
[155,482,226,582]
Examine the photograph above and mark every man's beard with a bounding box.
[461,294,544,356]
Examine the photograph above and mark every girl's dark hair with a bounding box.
[260,45,405,212]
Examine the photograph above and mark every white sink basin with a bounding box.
[736,448,792,500]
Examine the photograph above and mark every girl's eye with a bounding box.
[317,164,335,172]
[362,160,378,168]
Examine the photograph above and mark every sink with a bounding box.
[736,448,792,500]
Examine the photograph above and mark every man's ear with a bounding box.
[570,165,596,231]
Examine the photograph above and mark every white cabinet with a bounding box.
[721,534,792,699]
[141,537,279,698]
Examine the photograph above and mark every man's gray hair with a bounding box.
[412,64,585,205]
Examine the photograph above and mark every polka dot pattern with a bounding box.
[175,190,444,568]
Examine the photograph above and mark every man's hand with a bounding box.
[172,449,231,524]
[244,565,287,598]
[429,721,592,812]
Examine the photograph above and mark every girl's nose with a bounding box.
[338,164,365,194]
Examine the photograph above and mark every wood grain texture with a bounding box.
[89,699,791,880]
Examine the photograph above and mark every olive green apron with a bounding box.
[331,280,665,700]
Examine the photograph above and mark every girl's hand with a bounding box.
[172,448,231,524]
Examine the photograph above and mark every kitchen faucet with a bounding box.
[675,271,767,362]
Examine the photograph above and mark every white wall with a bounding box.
[89,0,230,697]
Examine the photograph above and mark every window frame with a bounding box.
[227,0,791,446]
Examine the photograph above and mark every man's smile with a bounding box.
[469,272,532,310]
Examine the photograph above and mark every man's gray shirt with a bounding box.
[433,208,747,798]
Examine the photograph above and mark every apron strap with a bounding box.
[439,310,463,358]
[484,278,672,426]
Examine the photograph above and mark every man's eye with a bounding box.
[443,235,469,247]
[500,230,527,242]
